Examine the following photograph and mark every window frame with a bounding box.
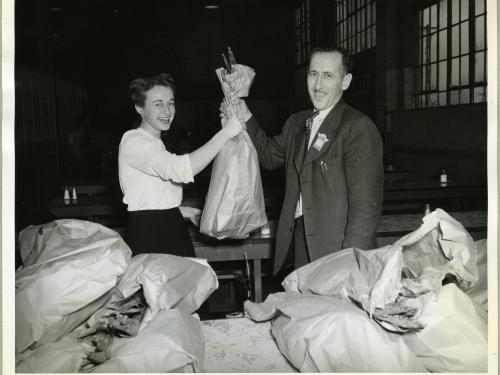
[335,0,376,55]
[413,0,487,109]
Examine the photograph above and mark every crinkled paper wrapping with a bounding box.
[464,238,488,310]
[15,337,88,373]
[16,251,217,373]
[402,283,488,372]
[80,253,219,331]
[249,209,488,372]
[91,309,205,373]
[245,293,426,373]
[215,64,255,99]
[282,209,480,320]
[15,220,131,354]
[200,131,268,239]
[395,208,479,290]
[282,245,402,315]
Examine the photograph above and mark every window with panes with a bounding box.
[414,0,486,108]
[292,0,311,109]
[336,0,376,54]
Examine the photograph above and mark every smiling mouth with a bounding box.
[158,117,170,125]
[313,91,327,99]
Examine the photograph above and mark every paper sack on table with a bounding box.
[200,55,268,239]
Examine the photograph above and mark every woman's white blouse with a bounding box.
[118,128,194,211]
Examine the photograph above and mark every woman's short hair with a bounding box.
[309,46,354,75]
[128,73,176,107]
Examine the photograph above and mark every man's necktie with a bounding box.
[304,110,319,151]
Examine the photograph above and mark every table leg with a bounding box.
[252,259,262,303]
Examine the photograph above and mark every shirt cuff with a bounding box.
[181,154,195,183]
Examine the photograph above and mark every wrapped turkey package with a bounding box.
[15,220,131,354]
[200,63,268,239]
[245,292,426,373]
[403,283,488,372]
[16,253,216,373]
[270,209,486,372]
[283,209,480,323]
[16,311,206,373]
[91,309,205,373]
[80,253,219,332]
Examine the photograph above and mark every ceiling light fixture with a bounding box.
[203,0,219,10]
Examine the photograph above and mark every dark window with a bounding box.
[293,0,312,109]
[336,0,376,54]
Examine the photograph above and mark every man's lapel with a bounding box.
[303,100,346,167]
[293,110,314,173]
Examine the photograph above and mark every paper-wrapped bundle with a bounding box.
[15,220,131,354]
[282,209,481,330]
[200,62,268,239]
[245,292,426,373]
[91,309,205,373]
[216,64,255,95]
[200,131,268,239]
[16,253,216,373]
[270,209,487,372]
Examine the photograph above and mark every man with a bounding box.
[225,46,383,275]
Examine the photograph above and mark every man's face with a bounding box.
[136,85,175,135]
[307,51,352,111]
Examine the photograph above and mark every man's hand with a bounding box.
[179,206,202,227]
[220,93,252,123]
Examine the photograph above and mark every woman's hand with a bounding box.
[221,115,243,138]
[220,98,242,138]
[179,206,202,227]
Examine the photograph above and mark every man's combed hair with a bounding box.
[129,73,176,107]
[310,46,354,75]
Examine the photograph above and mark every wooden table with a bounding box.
[383,180,487,212]
[47,180,487,221]
[46,194,126,223]
[189,225,276,303]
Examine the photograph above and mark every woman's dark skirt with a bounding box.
[125,207,195,257]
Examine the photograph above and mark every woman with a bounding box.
[119,73,242,256]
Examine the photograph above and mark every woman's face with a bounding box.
[136,85,175,137]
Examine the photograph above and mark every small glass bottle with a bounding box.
[63,186,71,205]
[440,167,448,186]
[424,203,432,216]
[71,186,78,203]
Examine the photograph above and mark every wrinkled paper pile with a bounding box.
[15,219,218,373]
[246,209,488,372]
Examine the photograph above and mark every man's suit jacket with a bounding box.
[246,99,384,275]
